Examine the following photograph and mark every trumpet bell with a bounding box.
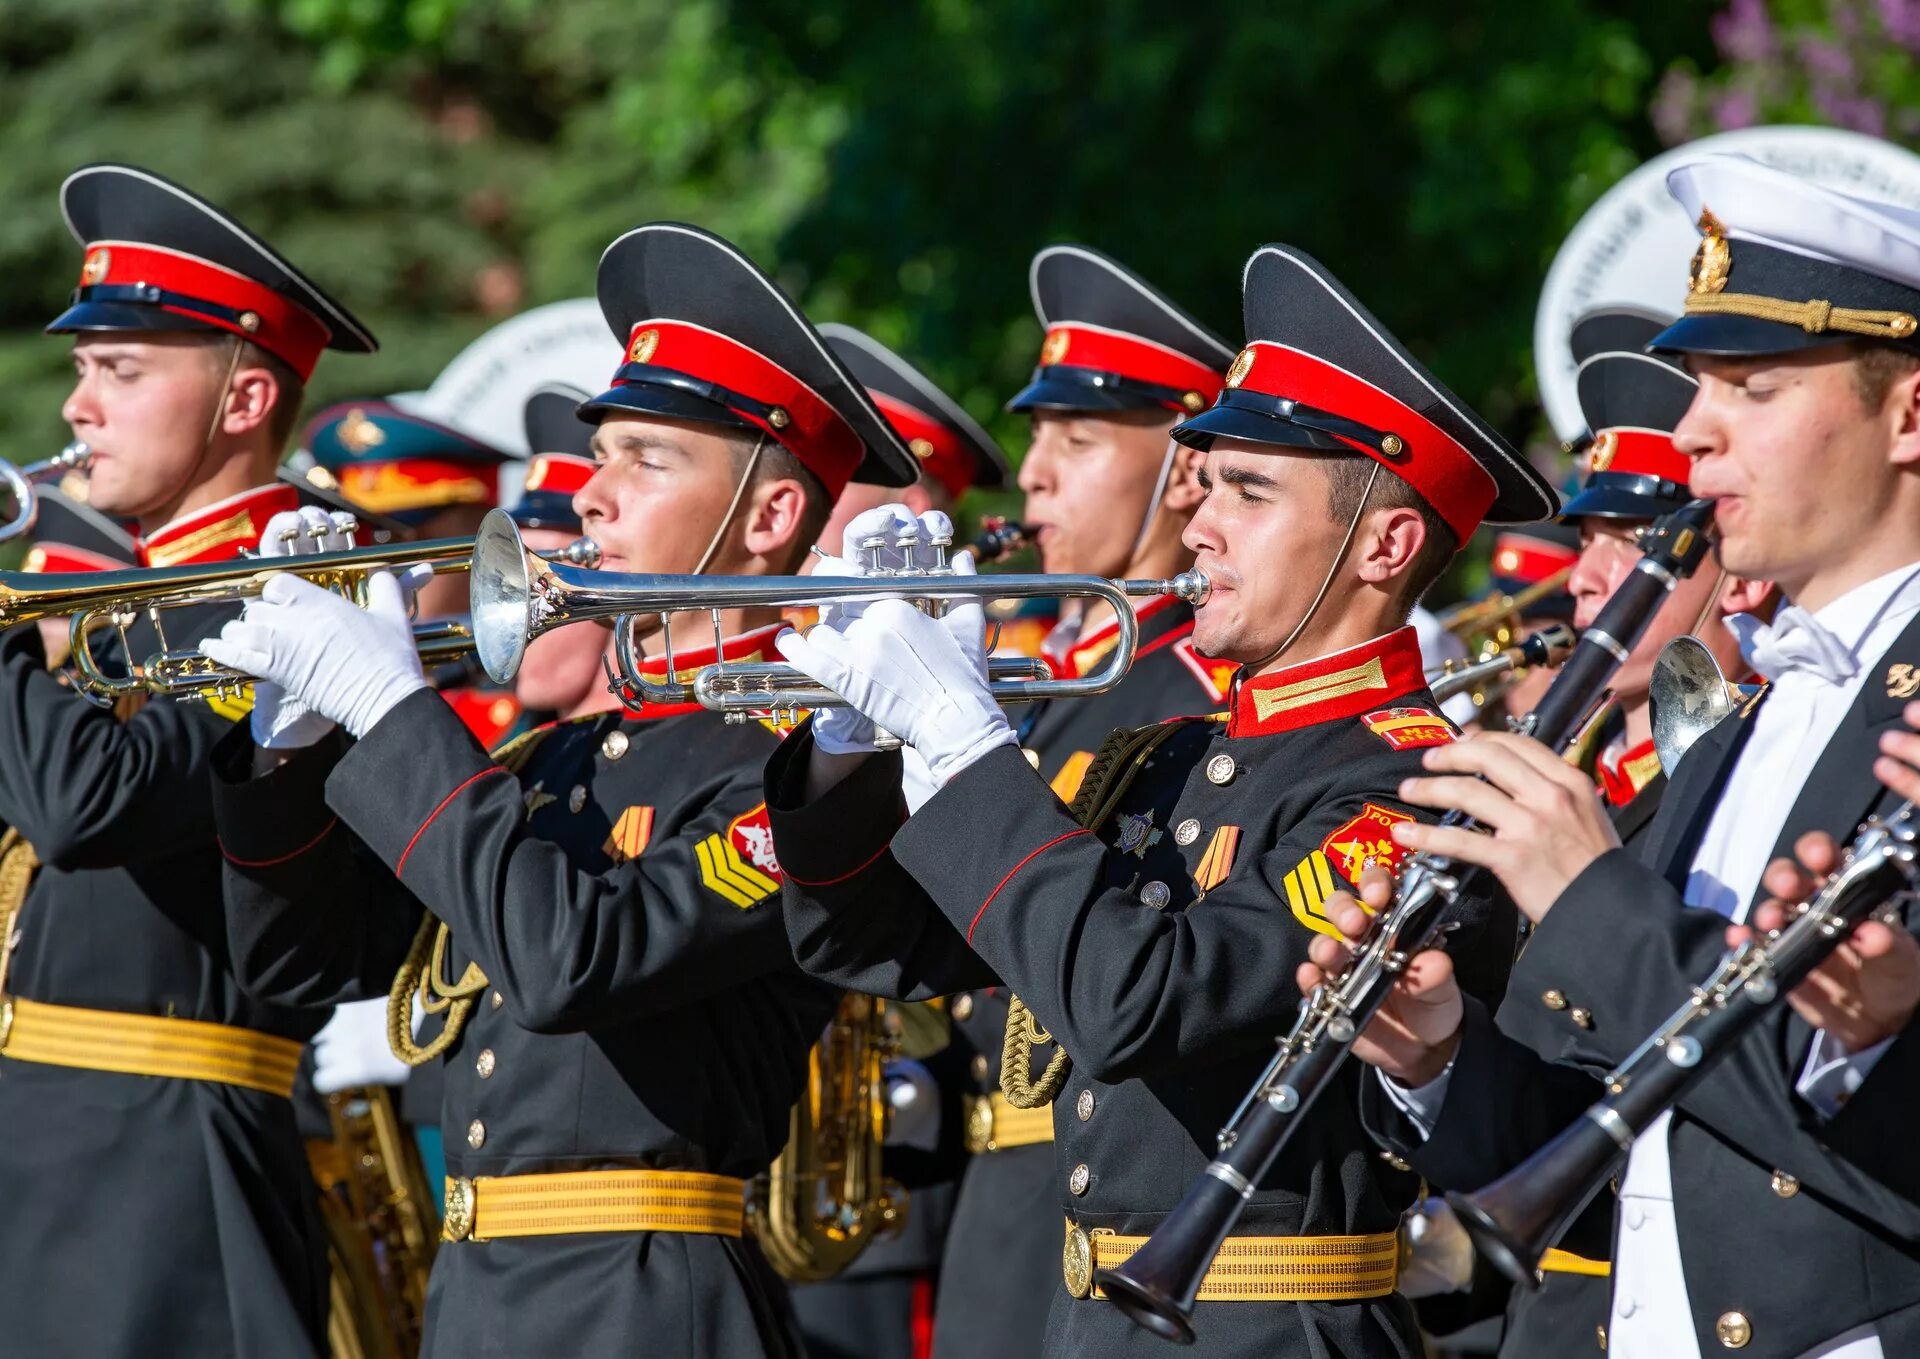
[1649,636,1740,774]
[472,510,537,685]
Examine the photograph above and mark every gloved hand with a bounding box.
[310,997,410,1094]
[244,508,357,749]
[202,569,429,740]
[881,1058,941,1152]
[777,597,1014,786]
[807,504,983,756]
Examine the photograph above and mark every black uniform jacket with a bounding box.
[1366,610,1920,1358]
[213,632,836,1359]
[938,596,1225,1359]
[770,626,1512,1358]
[0,488,331,1359]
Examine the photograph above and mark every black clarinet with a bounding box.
[969,516,1036,564]
[1097,498,1717,1343]
[1448,800,1920,1287]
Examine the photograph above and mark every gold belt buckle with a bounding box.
[1062,1223,1093,1299]
[965,1095,996,1154]
[442,1176,477,1242]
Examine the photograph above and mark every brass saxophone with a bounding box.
[306,1085,438,1359]
[749,993,907,1280]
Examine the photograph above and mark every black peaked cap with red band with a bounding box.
[48,164,375,381]
[1559,349,1698,523]
[818,324,1008,497]
[513,383,596,532]
[1173,246,1559,540]
[1008,245,1236,416]
[1488,524,1579,621]
[581,224,917,499]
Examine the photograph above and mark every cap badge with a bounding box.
[909,437,936,461]
[1040,329,1071,366]
[627,327,660,365]
[1689,207,1731,297]
[1589,429,1618,473]
[1225,348,1255,390]
[80,247,111,287]
[337,408,387,455]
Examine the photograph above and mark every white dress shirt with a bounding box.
[1386,560,1920,1357]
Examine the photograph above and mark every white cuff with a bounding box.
[1797,1028,1895,1120]
[1375,1055,1457,1143]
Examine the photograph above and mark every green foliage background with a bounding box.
[0,0,1737,562]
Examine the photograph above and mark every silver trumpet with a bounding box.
[0,442,93,542]
[469,509,1211,716]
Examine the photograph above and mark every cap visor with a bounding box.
[1170,404,1354,454]
[1005,373,1165,415]
[1649,313,1854,358]
[46,299,222,338]
[1559,484,1689,522]
[577,381,759,435]
[508,494,583,533]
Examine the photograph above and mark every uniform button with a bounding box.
[1770,1170,1800,1198]
[1077,1089,1095,1121]
[951,994,975,1022]
[1023,748,1041,769]
[1068,1163,1090,1196]
[1205,754,1237,786]
[1140,880,1171,909]
[568,785,587,813]
[1616,1297,1637,1319]
[1596,1324,1606,1351]
[1542,990,1568,1010]
[490,991,504,1010]
[1715,1310,1752,1348]
[1624,1204,1645,1230]
[476,1049,495,1079]
[971,1054,990,1082]
[1571,1007,1593,1030]
[601,729,629,760]
[1379,1150,1412,1172]
[467,1119,486,1149]
[1174,818,1201,846]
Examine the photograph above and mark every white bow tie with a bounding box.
[1728,606,1857,685]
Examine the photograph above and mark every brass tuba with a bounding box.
[749,993,906,1281]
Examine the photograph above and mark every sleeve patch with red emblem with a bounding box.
[1320,803,1414,884]
[1361,707,1458,752]
[696,804,785,909]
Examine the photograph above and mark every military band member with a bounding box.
[201,222,919,1357]
[1329,156,1920,1359]
[0,163,379,1358]
[766,243,1558,1357]
[863,251,1233,1359]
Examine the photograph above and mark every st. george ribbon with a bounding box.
[1096,498,1717,1343]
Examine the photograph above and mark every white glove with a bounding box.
[777,596,1014,786]
[202,570,429,739]
[310,997,410,1094]
[245,508,357,749]
[1396,1197,1476,1298]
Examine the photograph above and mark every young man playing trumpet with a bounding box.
[1321,156,1920,1358]
[0,164,377,1358]
[764,244,1558,1357]
[200,223,919,1357]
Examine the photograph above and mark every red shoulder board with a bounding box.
[1361,706,1457,752]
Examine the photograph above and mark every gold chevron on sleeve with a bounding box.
[696,832,780,909]
[1282,850,1343,938]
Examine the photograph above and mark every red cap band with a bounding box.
[522,452,596,498]
[76,241,332,380]
[1227,342,1497,540]
[615,320,862,498]
[1491,532,1577,585]
[1588,427,1691,488]
[870,392,974,499]
[1036,323,1225,412]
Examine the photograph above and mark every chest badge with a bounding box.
[604,805,656,865]
[1193,825,1240,894]
[1320,803,1414,884]
[1888,663,1920,700]
[523,780,558,820]
[1115,810,1162,858]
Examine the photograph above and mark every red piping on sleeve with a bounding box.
[219,818,339,869]
[785,834,901,888]
[967,829,1091,944]
[396,767,510,877]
